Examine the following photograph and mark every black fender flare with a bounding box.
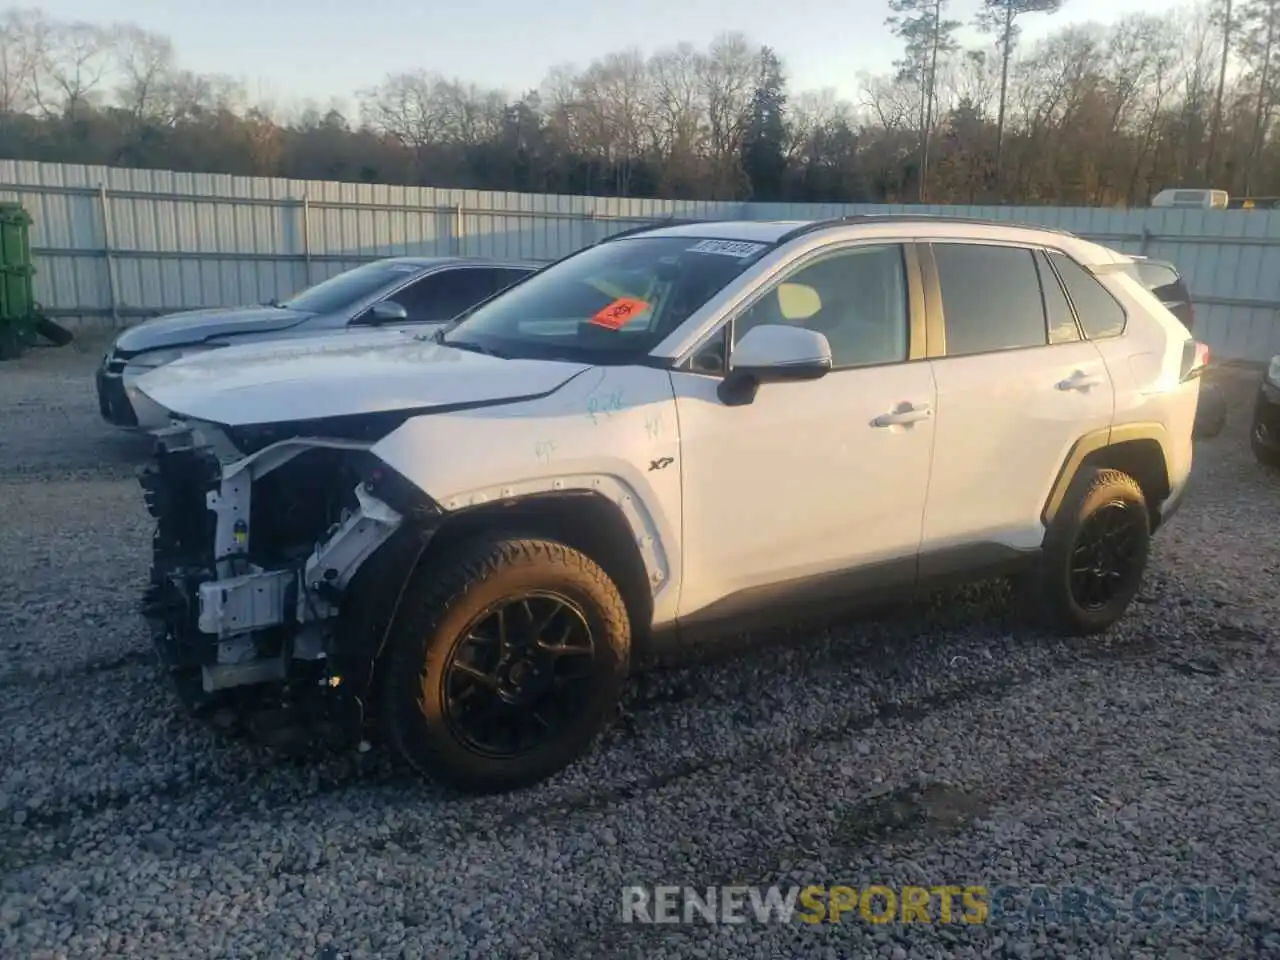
[1041,422,1174,527]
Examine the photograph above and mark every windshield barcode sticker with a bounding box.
[686,239,768,258]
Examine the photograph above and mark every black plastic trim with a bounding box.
[657,541,1041,648]
[1040,422,1173,527]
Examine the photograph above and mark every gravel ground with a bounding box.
[1,335,1278,960]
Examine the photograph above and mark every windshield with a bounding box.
[280,260,425,314]
[440,236,768,363]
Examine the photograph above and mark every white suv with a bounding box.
[133,216,1204,793]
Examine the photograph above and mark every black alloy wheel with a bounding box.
[442,592,597,758]
[1068,499,1147,612]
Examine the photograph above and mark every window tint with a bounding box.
[1050,252,1127,339]
[1133,261,1188,306]
[1035,250,1079,344]
[1135,261,1179,291]
[443,236,758,364]
[282,260,427,314]
[733,244,909,369]
[934,243,1047,356]
[492,268,534,292]
[387,268,499,323]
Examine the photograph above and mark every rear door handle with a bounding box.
[1056,370,1105,391]
[872,403,933,427]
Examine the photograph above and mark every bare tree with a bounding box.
[858,72,921,131]
[648,44,705,160]
[0,8,43,114]
[31,17,113,119]
[887,0,961,200]
[1207,0,1235,176]
[696,32,757,198]
[976,0,1064,176]
[113,24,175,121]
[1238,0,1280,190]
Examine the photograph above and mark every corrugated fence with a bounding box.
[1,158,1278,361]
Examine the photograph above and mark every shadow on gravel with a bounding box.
[833,782,990,846]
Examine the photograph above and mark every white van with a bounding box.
[1150,188,1229,209]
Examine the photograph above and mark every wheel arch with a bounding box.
[415,490,656,644]
[1042,423,1174,533]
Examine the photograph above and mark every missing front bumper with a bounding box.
[142,425,408,697]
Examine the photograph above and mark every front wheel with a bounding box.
[380,537,630,793]
[1018,467,1151,636]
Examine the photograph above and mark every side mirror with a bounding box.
[717,324,832,406]
[365,300,408,324]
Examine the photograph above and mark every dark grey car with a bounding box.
[1124,255,1225,438]
[96,256,539,429]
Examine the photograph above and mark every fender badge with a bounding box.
[648,457,674,472]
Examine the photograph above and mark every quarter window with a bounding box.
[934,243,1048,356]
[733,244,909,369]
[1035,250,1080,344]
[1049,252,1128,339]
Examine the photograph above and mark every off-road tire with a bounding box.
[1017,467,1150,636]
[380,537,630,793]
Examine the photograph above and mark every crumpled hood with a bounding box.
[134,328,591,427]
[114,305,314,353]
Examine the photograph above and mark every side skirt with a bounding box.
[648,542,1041,654]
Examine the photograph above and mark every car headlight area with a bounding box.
[125,344,223,370]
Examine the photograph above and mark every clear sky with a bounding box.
[42,0,1191,111]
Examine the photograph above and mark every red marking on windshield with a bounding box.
[588,297,650,330]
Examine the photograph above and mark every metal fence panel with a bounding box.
[1,159,1278,360]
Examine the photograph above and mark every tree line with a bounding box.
[0,2,1277,206]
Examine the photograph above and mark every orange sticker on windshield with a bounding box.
[589,297,649,330]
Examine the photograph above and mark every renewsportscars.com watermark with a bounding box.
[620,884,1251,926]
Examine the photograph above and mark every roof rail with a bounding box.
[773,213,1077,245]
[595,217,706,244]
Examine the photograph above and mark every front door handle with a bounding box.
[872,403,933,428]
[1056,370,1105,391]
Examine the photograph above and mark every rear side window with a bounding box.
[1034,250,1079,344]
[934,243,1047,356]
[1050,252,1127,339]
[1135,262,1188,305]
[387,268,499,323]
[1136,261,1178,291]
[493,268,533,292]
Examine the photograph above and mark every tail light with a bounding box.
[1180,340,1210,381]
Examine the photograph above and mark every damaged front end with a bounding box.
[138,418,438,747]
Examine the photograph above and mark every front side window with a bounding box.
[1050,251,1128,339]
[934,243,1048,356]
[281,260,426,315]
[733,244,909,369]
[441,236,765,363]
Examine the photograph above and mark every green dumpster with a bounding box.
[0,202,36,357]
[0,201,71,359]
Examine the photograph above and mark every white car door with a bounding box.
[670,242,938,628]
[920,241,1115,564]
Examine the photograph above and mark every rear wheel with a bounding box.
[1018,467,1150,636]
[380,537,630,793]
